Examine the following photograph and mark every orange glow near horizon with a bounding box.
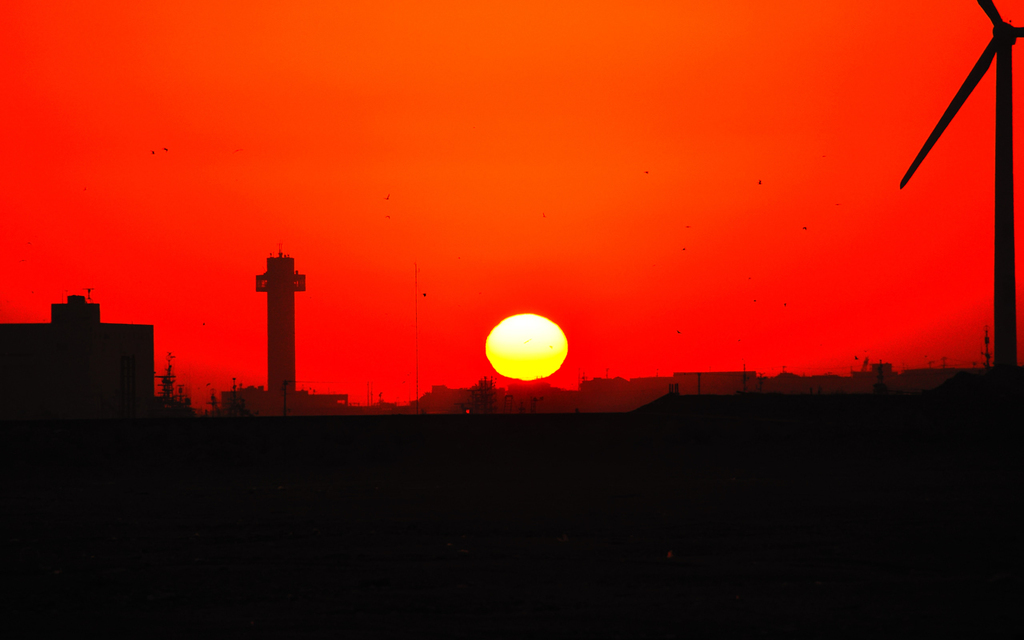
[2,1,1023,403]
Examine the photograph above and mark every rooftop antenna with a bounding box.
[901,0,1020,366]
[278,242,283,258]
[82,288,94,302]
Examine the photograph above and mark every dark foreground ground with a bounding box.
[2,392,1022,638]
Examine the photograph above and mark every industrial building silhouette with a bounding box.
[0,295,154,419]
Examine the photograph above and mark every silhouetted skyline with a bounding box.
[3,1,1022,403]
[0,283,985,419]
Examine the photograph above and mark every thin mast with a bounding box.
[415,262,419,415]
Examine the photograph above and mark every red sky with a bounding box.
[2,1,1023,403]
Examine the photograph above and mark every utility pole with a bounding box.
[282,380,289,417]
[415,262,419,415]
[983,326,992,370]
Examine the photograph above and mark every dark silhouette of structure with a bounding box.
[902,0,1019,366]
[223,384,350,417]
[469,377,498,414]
[153,352,194,417]
[245,252,354,417]
[0,295,154,419]
[983,325,992,370]
[873,360,889,395]
[256,250,305,396]
[220,378,253,417]
[413,365,989,414]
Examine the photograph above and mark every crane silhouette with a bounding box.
[901,0,1020,366]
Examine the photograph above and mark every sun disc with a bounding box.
[485,314,568,380]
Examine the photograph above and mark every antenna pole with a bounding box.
[415,262,419,415]
[282,379,288,417]
[995,36,1018,366]
[983,325,992,370]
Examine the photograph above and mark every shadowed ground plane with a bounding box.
[2,381,1022,637]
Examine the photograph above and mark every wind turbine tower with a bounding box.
[901,0,1021,366]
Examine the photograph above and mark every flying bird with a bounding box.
[422,293,426,297]
[385,215,390,219]
[677,330,681,333]
[163,148,168,152]
[758,180,761,185]
[644,171,649,174]
[802,227,807,230]
[150,150,155,154]
[385,194,390,200]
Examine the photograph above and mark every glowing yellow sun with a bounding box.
[486,313,568,380]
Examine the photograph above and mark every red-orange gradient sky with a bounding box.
[3,1,1023,402]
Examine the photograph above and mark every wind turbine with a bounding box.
[901,0,1021,367]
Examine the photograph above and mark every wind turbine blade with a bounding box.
[901,38,997,189]
[978,0,1002,26]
